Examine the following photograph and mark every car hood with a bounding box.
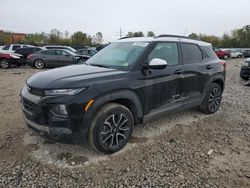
[27,64,127,89]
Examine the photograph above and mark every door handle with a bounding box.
[206,65,213,70]
[174,69,183,74]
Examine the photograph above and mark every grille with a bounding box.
[22,98,39,114]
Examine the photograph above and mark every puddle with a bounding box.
[129,136,149,144]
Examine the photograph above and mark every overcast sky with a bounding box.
[1,0,250,42]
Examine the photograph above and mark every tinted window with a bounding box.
[79,50,88,55]
[56,50,70,56]
[15,48,24,53]
[12,45,21,51]
[42,50,55,55]
[181,43,202,64]
[90,50,97,55]
[33,48,41,52]
[148,42,179,66]
[200,46,215,59]
[2,45,10,50]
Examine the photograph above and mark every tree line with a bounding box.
[1,24,250,48]
[188,25,250,48]
[0,29,104,49]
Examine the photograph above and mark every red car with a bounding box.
[0,53,21,69]
[213,47,231,60]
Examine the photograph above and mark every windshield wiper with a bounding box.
[89,64,110,68]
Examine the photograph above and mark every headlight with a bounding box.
[44,88,86,96]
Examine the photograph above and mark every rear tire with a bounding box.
[88,103,134,154]
[237,55,243,58]
[34,59,45,69]
[0,59,10,69]
[200,83,222,114]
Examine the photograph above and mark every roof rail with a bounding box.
[155,34,192,39]
[119,36,131,40]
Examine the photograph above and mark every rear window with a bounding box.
[200,46,216,59]
[181,43,203,64]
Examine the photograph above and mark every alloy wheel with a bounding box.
[208,87,221,111]
[0,59,9,69]
[100,114,130,149]
[35,60,45,69]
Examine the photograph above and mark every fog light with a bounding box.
[50,104,68,117]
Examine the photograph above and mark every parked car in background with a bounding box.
[228,49,243,58]
[243,50,250,58]
[213,47,231,60]
[96,43,110,51]
[0,44,33,53]
[0,52,22,69]
[26,49,89,69]
[75,49,97,56]
[14,47,44,59]
[21,35,226,154]
[44,45,76,53]
[240,58,250,80]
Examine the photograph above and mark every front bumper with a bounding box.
[240,65,250,78]
[20,86,90,143]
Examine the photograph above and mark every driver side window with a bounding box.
[148,42,179,66]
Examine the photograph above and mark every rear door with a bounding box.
[41,50,57,66]
[179,43,205,103]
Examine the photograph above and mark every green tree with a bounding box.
[71,31,92,48]
[0,32,12,45]
[188,33,199,40]
[23,32,49,46]
[133,32,144,37]
[48,29,62,45]
[127,32,134,37]
[95,32,103,44]
[147,31,155,37]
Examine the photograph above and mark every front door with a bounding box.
[141,42,183,112]
[55,50,74,66]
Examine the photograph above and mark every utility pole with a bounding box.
[116,28,123,39]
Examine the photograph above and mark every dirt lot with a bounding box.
[0,59,249,187]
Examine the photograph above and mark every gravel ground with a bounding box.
[0,59,249,187]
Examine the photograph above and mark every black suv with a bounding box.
[20,35,226,154]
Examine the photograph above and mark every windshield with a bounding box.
[86,42,149,70]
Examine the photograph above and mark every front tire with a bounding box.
[200,83,222,114]
[34,59,45,69]
[88,103,134,154]
[0,59,10,69]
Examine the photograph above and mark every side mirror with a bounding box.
[144,58,167,69]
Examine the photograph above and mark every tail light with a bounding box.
[220,61,226,69]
